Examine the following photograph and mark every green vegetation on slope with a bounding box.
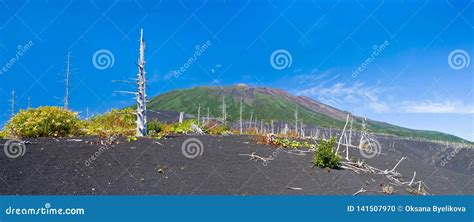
[147,86,470,143]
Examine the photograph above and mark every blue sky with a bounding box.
[0,0,472,140]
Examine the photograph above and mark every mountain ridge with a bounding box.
[147,84,469,143]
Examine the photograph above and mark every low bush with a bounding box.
[0,130,8,139]
[3,106,85,138]
[150,119,202,137]
[312,137,340,168]
[87,108,135,137]
[273,138,313,149]
[147,119,163,136]
[254,134,314,149]
[202,122,230,135]
[171,119,197,134]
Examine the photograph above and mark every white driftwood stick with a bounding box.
[353,187,367,196]
[239,152,273,164]
[388,156,407,174]
[336,114,350,153]
[408,171,416,186]
[286,186,303,191]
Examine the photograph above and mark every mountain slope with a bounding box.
[147,85,468,143]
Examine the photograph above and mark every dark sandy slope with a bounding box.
[0,135,472,195]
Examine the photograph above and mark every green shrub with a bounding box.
[171,119,198,134]
[4,106,85,138]
[0,130,8,139]
[147,119,163,136]
[87,108,135,137]
[271,137,314,149]
[313,137,341,168]
[148,119,201,138]
[203,122,230,135]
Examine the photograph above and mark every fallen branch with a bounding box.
[340,157,429,195]
[285,149,315,156]
[353,187,367,196]
[286,186,303,191]
[239,152,273,165]
[387,156,407,175]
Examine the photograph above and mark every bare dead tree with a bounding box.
[336,114,350,153]
[136,29,147,136]
[294,106,298,135]
[300,120,304,137]
[348,116,353,146]
[221,95,226,123]
[249,110,253,132]
[207,107,210,124]
[271,120,274,134]
[64,52,71,110]
[197,104,201,123]
[27,96,30,109]
[239,97,243,134]
[116,29,148,136]
[255,116,258,133]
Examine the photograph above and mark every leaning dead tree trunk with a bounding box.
[136,29,147,137]
[336,114,350,153]
[64,52,71,111]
